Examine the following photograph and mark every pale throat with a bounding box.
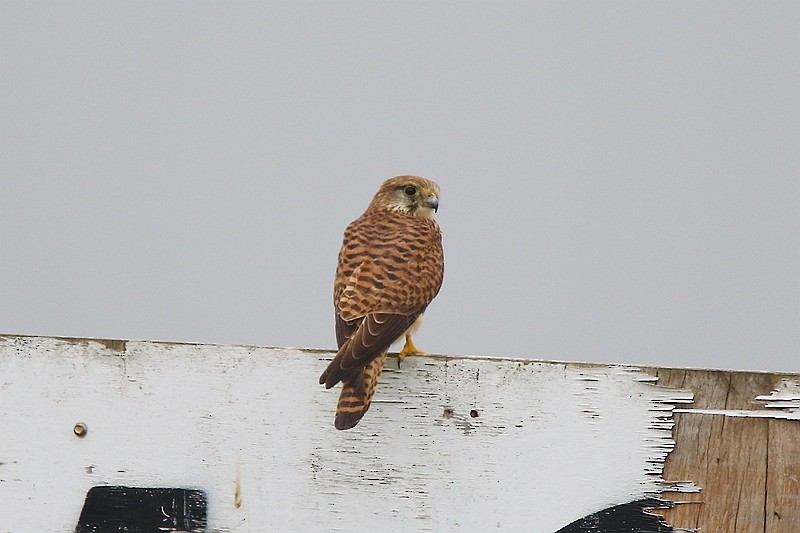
[414,206,436,220]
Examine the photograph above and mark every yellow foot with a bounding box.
[398,333,426,368]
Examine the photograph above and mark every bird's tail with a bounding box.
[334,350,388,430]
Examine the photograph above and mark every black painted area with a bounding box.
[555,498,675,533]
[75,486,207,533]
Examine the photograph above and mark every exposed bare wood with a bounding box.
[650,368,798,532]
[767,419,800,533]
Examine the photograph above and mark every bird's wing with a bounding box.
[334,313,357,349]
[320,312,419,389]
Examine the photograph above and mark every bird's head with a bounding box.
[369,175,440,219]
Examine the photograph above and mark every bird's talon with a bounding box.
[398,333,426,368]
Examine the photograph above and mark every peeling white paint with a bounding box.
[674,378,800,420]
[755,377,800,411]
[671,409,800,420]
[0,336,695,532]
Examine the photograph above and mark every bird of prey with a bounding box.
[319,175,444,430]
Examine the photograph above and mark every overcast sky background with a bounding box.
[1,2,798,373]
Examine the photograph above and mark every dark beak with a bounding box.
[425,197,439,212]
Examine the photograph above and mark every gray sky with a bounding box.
[1,2,798,372]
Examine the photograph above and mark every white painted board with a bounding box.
[0,336,693,532]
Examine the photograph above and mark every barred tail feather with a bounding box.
[334,351,387,430]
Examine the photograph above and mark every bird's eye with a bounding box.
[404,186,417,196]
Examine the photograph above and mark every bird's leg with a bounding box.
[398,333,426,367]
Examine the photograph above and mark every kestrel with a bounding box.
[319,175,445,430]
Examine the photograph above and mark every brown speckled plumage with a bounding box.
[319,175,444,430]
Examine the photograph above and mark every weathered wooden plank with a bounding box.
[767,418,800,532]
[650,368,729,529]
[1,335,797,532]
[0,335,694,532]
[652,369,799,532]
[715,373,772,531]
